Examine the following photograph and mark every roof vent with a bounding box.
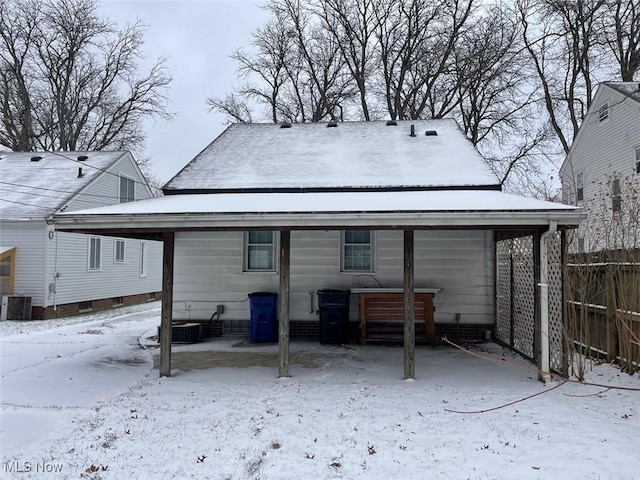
[77,167,83,178]
[327,121,338,127]
[425,130,438,136]
[410,124,416,137]
[30,156,43,162]
[386,120,397,126]
[280,122,292,129]
[77,155,88,161]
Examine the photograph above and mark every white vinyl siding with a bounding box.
[114,239,125,263]
[173,230,494,326]
[244,231,276,271]
[341,230,374,272]
[46,232,162,306]
[88,237,101,271]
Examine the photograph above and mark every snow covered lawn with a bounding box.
[1,304,639,480]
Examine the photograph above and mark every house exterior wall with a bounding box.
[560,85,640,252]
[45,231,162,307]
[172,230,495,327]
[0,221,47,305]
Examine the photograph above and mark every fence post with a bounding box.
[604,269,617,362]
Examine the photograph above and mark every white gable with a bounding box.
[165,120,500,191]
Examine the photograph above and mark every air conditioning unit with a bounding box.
[157,322,202,344]
[0,296,32,321]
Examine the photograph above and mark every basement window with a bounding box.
[79,301,92,312]
[112,297,123,307]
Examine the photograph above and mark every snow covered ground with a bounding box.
[1,303,639,480]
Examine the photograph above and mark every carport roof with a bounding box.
[53,189,583,233]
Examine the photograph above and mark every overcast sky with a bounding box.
[100,0,270,183]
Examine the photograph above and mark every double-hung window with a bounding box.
[612,178,622,214]
[635,147,640,175]
[342,230,374,272]
[114,239,125,263]
[88,236,101,271]
[245,232,276,271]
[576,172,584,204]
[119,176,135,203]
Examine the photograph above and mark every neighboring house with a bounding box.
[560,82,640,253]
[0,151,162,319]
[54,120,582,380]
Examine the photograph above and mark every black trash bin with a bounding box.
[317,289,351,344]
[248,292,277,343]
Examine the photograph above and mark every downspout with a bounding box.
[538,220,557,383]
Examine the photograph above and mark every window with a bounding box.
[140,240,147,277]
[612,178,622,213]
[119,176,135,203]
[342,230,374,272]
[112,297,123,306]
[598,103,609,122]
[635,147,640,175]
[147,292,156,301]
[88,236,101,271]
[245,231,276,271]
[0,247,16,295]
[114,239,125,263]
[577,237,585,253]
[79,301,92,312]
[576,172,584,204]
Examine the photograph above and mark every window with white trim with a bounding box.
[119,175,135,203]
[114,239,125,263]
[598,103,609,122]
[576,172,584,204]
[140,240,147,277]
[245,231,276,271]
[635,147,640,175]
[612,178,622,214]
[88,236,101,271]
[342,230,374,272]
[577,237,585,253]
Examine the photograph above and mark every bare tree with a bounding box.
[602,0,640,82]
[0,0,172,158]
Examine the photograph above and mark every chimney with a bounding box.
[77,167,83,178]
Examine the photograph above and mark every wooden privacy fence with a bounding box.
[566,261,640,372]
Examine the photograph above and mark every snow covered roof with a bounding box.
[54,190,583,231]
[164,120,501,192]
[605,82,640,103]
[0,151,129,220]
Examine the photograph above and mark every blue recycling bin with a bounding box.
[248,292,278,343]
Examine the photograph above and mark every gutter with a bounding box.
[538,220,557,383]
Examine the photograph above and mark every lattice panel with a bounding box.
[495,239,512,345]
[547,231,565,373]
[511,236,535,359]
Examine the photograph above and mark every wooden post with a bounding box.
[278,230,291,378]
[605,269,618,361]
[404,230,415,379]
[159,231,175,377]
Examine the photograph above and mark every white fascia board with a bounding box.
[53,210,584,231]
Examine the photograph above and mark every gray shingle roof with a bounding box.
[604,82,640,103]
[164,119,500,192]
[0,151,127,219]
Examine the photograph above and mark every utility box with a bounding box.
[248,292,278,343]
[317,289,350,344]
[0,295,32,321]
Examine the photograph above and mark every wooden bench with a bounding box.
[357,292,435,345]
